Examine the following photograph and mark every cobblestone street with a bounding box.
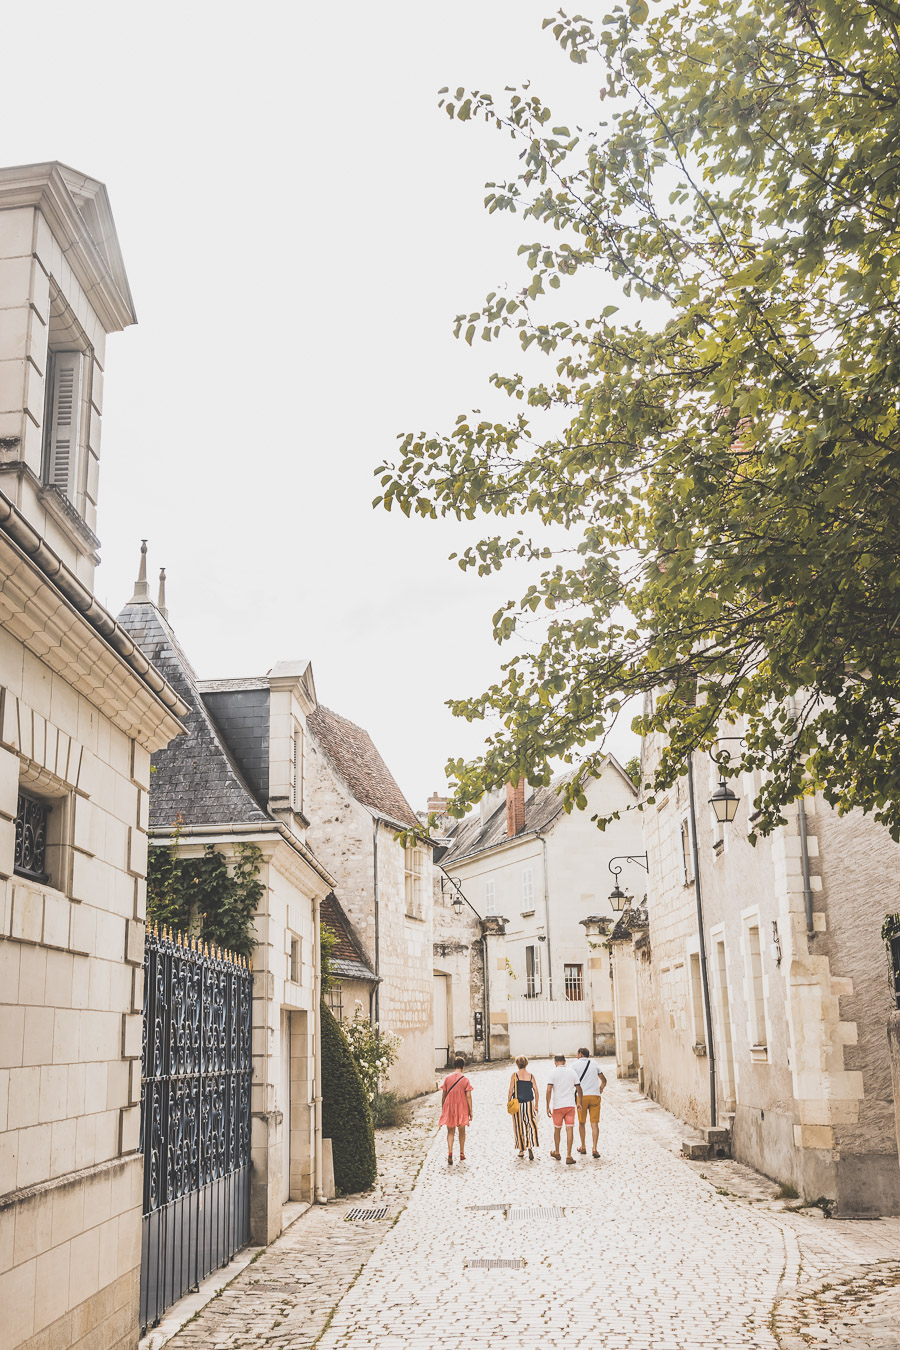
[159,1061,900,1350]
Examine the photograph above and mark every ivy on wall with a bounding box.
[146,825,264,959]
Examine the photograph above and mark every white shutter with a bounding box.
[484,879,496,915]
[522,867,534,908]
[47,351,83,499]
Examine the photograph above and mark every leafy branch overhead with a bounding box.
[376,0,900,837]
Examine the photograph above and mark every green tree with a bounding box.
[377,1,900,837]
[320,1001,377,1193]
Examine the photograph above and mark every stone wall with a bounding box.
[0,646,159,1350]
[304,738,435,1099]
[634,724,900,1215]
[432,869,486,1067]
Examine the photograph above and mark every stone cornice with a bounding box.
[0,494,187,751]
[0,161,136,332]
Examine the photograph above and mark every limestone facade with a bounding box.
[305,709,435,1099]
[617,725,900,1216]
[0,164,187,1350]
[435,761,644,1064]
[117,596,336,1240]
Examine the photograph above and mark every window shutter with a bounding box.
[485,879,496,915]
[535,941,542,995]
[522,867,534,907]
[46,351,83,499]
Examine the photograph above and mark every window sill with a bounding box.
[691,1042,707,1057]
[520,909,535,918]
[749,1044,769,1063]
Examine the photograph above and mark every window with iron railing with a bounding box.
[14,791,50,882]
[564,963,584,1001]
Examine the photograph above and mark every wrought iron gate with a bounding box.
[140,926,253,1332]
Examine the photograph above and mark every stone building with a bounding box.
[320,891,378,1024]
[0,164,188,1350]
[117,571,336,1243]
[435,762,644,1062]
[304,708,435,1099]
[615,721,900,1217]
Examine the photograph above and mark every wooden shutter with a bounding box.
[46,351,82,498]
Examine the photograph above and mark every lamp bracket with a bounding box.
[607,853,649,882]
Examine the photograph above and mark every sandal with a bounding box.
[577,1147,587,1154]
[550,1151,561,1160]
[448,1155,453,1165]
[566,1157,577,1165]
[592,1151,600,1158]
[459,1153,466,1161]
[528,1149,534,1160]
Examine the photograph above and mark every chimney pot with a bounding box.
[506,779,526,838]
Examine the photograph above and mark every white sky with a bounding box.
[4,0,639,809]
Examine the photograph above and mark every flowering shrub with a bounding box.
[343,1010,402,1103]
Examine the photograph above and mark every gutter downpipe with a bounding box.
[372,817,380,1025]
[787,696,816,939]
[313,894,325,1202]
[686,753,718,1129]
[482,933,491,1062]
[537,833,553,1000]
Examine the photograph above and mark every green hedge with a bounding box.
[321,1001,376,1194]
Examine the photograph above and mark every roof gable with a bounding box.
[321,892,377,983]
[307,705,418,829]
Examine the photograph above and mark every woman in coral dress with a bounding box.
[439,1054,473,1164]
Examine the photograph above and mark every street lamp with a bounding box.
[606,853,649,911]
[707,737,746,825]
[709,777,740,824]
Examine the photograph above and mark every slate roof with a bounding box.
[439,758,634,867]
[321,892,377,984]
[116,599,270,829]
[307,706,419,829]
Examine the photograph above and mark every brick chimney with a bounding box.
[506,779,526,838]
[426,791,448,816]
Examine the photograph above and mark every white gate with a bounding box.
[507,998,593,1059]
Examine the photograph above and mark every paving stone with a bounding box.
[158,1059,900,1350]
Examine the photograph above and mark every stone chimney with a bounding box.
[426,791,448,816]
[506,779,526,838]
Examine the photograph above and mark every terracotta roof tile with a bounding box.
[307,706,418,828]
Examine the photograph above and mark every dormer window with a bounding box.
[45,350,84,500]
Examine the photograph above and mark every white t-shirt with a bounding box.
[574,1057,604,1095]
[548,1064,578,1109]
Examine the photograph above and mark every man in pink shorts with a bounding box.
[545,1053,583,1164]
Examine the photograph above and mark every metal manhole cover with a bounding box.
[508,1206,565,1221]
[345,1205,389,1221]
[466,1258,524,1270]
[468,1204,508,1212]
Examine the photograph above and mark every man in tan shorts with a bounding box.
[575,1047,607,1157]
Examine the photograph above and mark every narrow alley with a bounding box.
[151,1061,900,1350]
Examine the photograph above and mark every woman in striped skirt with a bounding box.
[508,1055,539,1159]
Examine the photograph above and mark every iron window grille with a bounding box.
[14,791,50,881]
[563,963,584,1001]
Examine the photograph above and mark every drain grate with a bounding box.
[345,1205,388,1221]
[466,1258,524,1270]
[508,1205,565,1221]
[468,1203,508,1212]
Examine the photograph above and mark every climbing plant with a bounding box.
[146,832,264,958]
[320,921,338,993]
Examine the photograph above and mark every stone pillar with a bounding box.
[483,916,510,1061]
[582,916,614,1056]
[250,966,282,1244]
